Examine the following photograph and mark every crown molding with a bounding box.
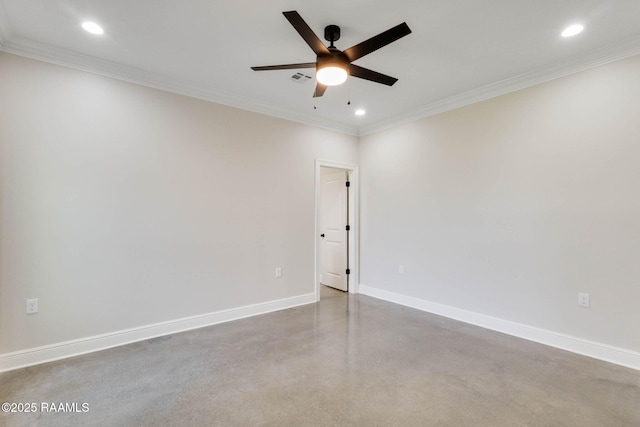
[358,35,640,136]
[2,31,639,138]
[0,36,359,136]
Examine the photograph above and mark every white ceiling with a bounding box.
[1,0,640,135]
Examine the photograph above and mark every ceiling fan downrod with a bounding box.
[324,25,341,48]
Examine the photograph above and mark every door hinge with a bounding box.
[345,181,351,187]
[346,225,351,231]
[346,269,351,275]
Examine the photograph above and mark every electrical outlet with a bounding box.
[399,265,405,275]
[26,298,39,314]
[578,292,590,308]
[275,267,282,278]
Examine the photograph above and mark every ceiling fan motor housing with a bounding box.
[316,52,348,72]
[318,25,348,72]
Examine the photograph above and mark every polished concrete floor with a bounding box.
[1,286,639,426]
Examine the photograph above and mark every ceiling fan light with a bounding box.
[316,66,348,86]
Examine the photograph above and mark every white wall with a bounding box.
[0,53,358,355]
[359,55,640,354]
[3,49,640,369]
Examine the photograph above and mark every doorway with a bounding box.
[314,160,358,301]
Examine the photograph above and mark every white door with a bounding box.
[319,169,348,291]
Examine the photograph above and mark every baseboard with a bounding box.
[359,285,640,371]
[0,293,316,373]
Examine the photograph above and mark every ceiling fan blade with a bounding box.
[251,62,316,71]
[283,11,331,56]
[313,83,327,97]
[349,64,398,86]
[342,22,411,62]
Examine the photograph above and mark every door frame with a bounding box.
[314,159,359,301]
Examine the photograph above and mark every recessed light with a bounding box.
[355,109,366,116]
[561,24,584,38]
[82,22,104,35]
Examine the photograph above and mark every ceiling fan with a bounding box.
[251,11,411,97]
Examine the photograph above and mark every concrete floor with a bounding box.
[1,286,639,426]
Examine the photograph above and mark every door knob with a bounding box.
[320,234,325,238]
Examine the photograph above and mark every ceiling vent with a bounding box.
[290,72,313,84]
